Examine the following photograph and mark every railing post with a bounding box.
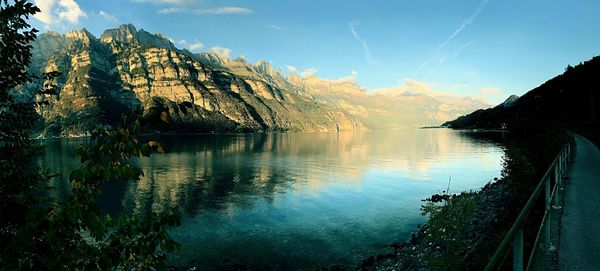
[563,148,568,173]
[561,150,565,175]
[486,143,570,271]
[545,176,551,246]
[513,228,524,271]
[558,152,563,176]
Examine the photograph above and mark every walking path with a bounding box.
[558,134,600,270]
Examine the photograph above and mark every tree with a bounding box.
[1,1,180,269]
[0,0,45,255]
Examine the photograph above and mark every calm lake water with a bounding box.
[38,129,505,270]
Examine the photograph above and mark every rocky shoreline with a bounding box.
[172,177,518,271]
[350,177,517,271]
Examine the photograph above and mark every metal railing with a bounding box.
[484,143,572,271]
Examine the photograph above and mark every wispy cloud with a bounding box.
[98,10,119,24]
[373,79,437,97]
[299,67,317,78]
[158,6,254,15]
[269,24,282,30]
[132,0,197,4]
[177,39,204,52]
[209,46,231,58]
[464,87,503,103]
[418,0,490,71]
[349,21,375,65]
[479,87,501,96]
[34,0,87,25]
[335,70,359,83]
[285,65,297,73]
[373,78,495,104]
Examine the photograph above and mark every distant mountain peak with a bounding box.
[198,51,231,66]
[498,94,519,108]
[65,28,95,44]
[100,24,175,50]
[100,24,138,44]
[254,60,283,78]
[44,30,62,37]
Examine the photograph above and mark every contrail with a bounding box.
[438,39,479,68]
[418,0,490,71]
[436,0,489,52]
[423,39,479,77]
[349,22,375,65]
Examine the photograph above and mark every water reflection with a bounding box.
[39,129,505,270]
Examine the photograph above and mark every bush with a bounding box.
[421,191,477,270]
[1,2,181,269]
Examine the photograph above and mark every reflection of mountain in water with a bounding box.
[37,129,505,270]
[110,130,504,217]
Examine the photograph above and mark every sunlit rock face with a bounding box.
[29,24,361,136]
[293,76,490,129]
[28,24,487,136]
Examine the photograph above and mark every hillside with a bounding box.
[444,56,600,136]
[23,24,488,136]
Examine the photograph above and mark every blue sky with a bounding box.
[30,0,600,104]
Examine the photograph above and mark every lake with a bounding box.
[38,129,505,270]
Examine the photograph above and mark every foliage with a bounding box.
[3,113,181,270]
[500,146,536,201]
[1,1,181,269]
[421,191,477,270]
[1,0,45,259]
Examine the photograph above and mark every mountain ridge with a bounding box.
[443,56,600,133]
[25,24,489,136]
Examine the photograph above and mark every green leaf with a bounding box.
[140,144,151,157]
[69,169,83,182]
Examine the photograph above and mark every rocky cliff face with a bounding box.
[29,24,361,136]
[28,24,486,136]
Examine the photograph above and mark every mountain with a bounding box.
[286,75,489,129]
[444,56,600,132]
[499,95,519,108]
[25,24,488,136]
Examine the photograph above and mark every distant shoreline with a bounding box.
[419,126,509,133]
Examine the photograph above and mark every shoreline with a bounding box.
[352,177,514,270]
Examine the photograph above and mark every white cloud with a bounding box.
[373,79,498,104]
[336,70,358,83]
[299,67,317,78]
[188,42,204,51]
[474,87,502,103]
[158,6,253,15]
[177,39,204,52]
[209,46,231,58]
[34,0,87,25]
[285,65,297,73]
[269,24,282,30]
[99,10,119,24]
[374,79,435,97]
[374,78,467,99]
[479,87,501,96]
[132,0,197,4]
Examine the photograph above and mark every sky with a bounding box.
[29,0,600,104]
